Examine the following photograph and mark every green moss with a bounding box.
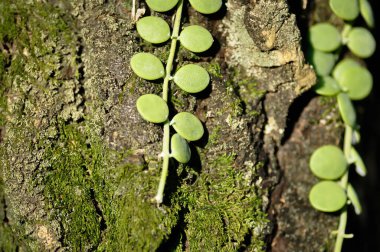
[39,121,180,251]
[0,178,20,251]
[207,125,222,146]
[0,1,22,44]
[225,68,266,119]
[42,124,101,250]
[206,60,223,78]
[240,80,266,98]
[175,154,268,251]
[91,147,180,251]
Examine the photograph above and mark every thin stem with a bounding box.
[334,125,352,252]
[334,209,348,252]
[132,0,136,21]
[154,0,183,204]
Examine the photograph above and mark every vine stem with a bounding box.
[334,124,352,252]
[154,0,183,204]
[131,0,135,20]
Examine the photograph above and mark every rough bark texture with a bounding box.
[0,0,341,251]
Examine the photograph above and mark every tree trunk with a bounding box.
[0,0,344,251]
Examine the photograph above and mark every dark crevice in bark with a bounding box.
[76,37,86,120]
[89,188,107,244]
[287,0,310,52]
[237,230,254,252]
[156,207,188,252]
[1,194,9,225]
[161,159,181,206]
[57,220,65,249]
[281,90,316,145]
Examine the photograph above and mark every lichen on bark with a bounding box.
[0,0,338,251]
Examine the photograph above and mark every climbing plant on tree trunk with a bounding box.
[0,0,374,251]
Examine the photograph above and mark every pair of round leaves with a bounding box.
[333,58,373,100]
[171,112,204,141]
[329,0,359,21]
[309,181,347,212]
[309,23,341,52]
[310,145,347,180]
[131,53,210,93]
[136,96,204,141]
[136,94,169,123]
[136,17,213,53]
[189,0,223,14]
[346,27,376,59]
[146,0,223,14]
[146,0,179,12]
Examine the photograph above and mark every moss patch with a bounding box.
[43,124,101,249]
[0,178,20,252]
[175,154,268,251]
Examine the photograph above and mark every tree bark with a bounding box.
[0,0,342,251]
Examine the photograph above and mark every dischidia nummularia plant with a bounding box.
[307,0,375,251]
[130,0,222,204]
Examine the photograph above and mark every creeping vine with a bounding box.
[130,0,222,204]
[307,0,375,251]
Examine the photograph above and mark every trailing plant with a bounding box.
[307,0,375,251]
[130,0,222,204]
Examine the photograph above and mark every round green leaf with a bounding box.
[332,58,360,83]
[308,49,336,76]
[309,145,347,180]
[136,94,169,123]
[130,53,165,80]
[180,25,214,53]
[146,0,179,12]
[339,66,372,100]
[329,0,359,21]
[360,0,374,28]
[309,181,347,212]
[171,112,204,141]
[171,133,191,163]
[309,23,342,52]
[136,16,170,44]
[173,64,210,93]
[314,76,341,96]
[309,23,341,52]
[347,27,376,58]
[189,0,223,14]
[337,93,356,127]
